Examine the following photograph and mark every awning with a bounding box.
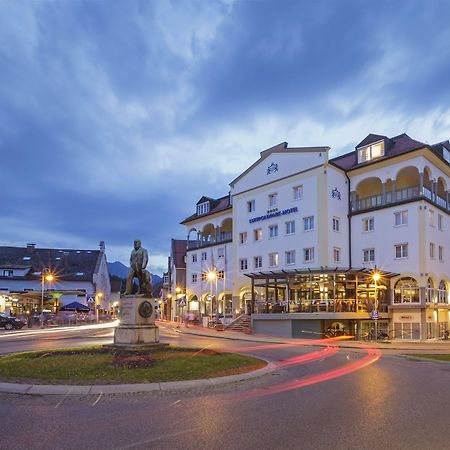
[59,301,90,312]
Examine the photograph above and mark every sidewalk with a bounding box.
[158,320,450,352]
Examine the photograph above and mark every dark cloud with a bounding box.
[1,0,449,272]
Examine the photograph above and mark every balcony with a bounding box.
[352,185,449,213]
[187,231,233,250]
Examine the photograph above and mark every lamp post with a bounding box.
[207,270,217,324]
[95,292,103,323]
[373,272,381,340]
[175,286,182,327]
[40,273,54,329]
[167,293,172,321]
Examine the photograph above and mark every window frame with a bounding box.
[363,248,375,263]
[269,252,279,267]
[362,217,374,232]
[269,224,278,238]
[285,250,295,265]
[395,243,408,260]
[303,247,314,263]
[394,210,408,227]
[303,216,314,231]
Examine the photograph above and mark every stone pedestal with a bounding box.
[113,295,162,347]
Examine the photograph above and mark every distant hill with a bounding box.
[108,261,162,285]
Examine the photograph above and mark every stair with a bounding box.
[226,314,251,332]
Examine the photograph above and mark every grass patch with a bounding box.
[410,354,450,362]
[0,346,266,384]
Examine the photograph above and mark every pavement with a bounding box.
[158,320,450,352]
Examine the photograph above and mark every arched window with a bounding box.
[438,280,448,304]
[394,277,419,303]
[426,277,436,303]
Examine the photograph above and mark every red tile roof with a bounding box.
[180,194,231,224]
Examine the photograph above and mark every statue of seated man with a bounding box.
[124,239,152,296]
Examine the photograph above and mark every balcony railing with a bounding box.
[187,231,232,249]
[352,185,449,213]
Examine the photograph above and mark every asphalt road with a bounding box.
[0,323,449,450]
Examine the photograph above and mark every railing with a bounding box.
[352,185,449,212]
[187,231,232,249]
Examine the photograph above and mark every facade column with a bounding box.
[265,278,269,313]
[350,191,357,211]
[432,181,437,202]
[446,191,450,210]
[391,180,396,202]
[381,182,387,205]
[251,277,255,314]
[419,172,424,196]
[215,226,220,243]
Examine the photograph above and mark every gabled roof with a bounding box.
[355,133,389,148]
[0,245,104,282]
[181,194,232,224]
[330,133,448,171]
[229,142,330,187]
[196,196,213,205]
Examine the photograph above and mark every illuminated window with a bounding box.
[357,141,385,163]
[254,228,262,241]
[269,252,279,267]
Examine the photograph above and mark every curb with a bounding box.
[0,361,276,396]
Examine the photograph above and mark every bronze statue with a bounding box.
[124,240,153,296]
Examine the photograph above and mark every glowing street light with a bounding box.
[41,271,55,329]
[372,271,381,340]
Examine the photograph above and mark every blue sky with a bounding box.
[1,0,450,274]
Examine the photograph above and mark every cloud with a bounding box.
[1,0,450,273]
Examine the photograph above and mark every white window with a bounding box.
[192,254,198,263]
[395,243,408,259]
[429,209,435,227]
[218,247,225,258]
[285,220,295,235]
[239,258,248,271]
[293,185,303,200]
[268,193,278,207]
[439,246,444,262]
[443,147,450,163]
[394,211,408,227]
[239,232,247,244]
[357,141,384,163]
[192,274,198,283]
[285,250,295,265]
[269,224,278,238]
[254,256,262,269]
[196,202,209,215]
[3,270,13,277]
[303,216,314,231]
[438,214,443,231]
[332,217,340,232]
[430,242,435,259]
[303,247,314,262]
[201,252,207,261]
[217,270,224,279]
[201,272,207,282]
[333,247,341,262]
[362,217,374,232]
[254,228,262,241]
[247,200,255,213]
[269,252,279,267]
[363,248,375,263]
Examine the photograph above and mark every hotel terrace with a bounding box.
[175,133,450,340]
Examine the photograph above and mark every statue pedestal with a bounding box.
[113,295,163,348]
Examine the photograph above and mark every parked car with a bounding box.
[0,313,26,330]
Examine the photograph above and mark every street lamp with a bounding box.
[95,292,103,323]
[372,271,381,340]
[175,286,182,327]
[206,270,218,324]
[41,272,55,329]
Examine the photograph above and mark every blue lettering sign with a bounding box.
[249,206,298,224]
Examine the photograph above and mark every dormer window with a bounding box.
[358,141,384,163]
[196,202,210,215]
[443,147,450,163]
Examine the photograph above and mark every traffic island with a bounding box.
[0,346,267,385]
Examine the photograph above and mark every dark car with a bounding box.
[0,313,25,330]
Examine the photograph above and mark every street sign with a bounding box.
[371,310,379,320]
[178,296,186,307]
[87,297,95,303]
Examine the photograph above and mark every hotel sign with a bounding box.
[249,206,298,224]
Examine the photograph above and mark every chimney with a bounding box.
[99,241,105,252]
[26,243,36,253]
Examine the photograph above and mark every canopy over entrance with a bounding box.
[245,267,399,314]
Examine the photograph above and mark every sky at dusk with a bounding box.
[1,0,450,274]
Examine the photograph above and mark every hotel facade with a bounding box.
[180,133,450,340]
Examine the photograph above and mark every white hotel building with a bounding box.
[180,133,450,339]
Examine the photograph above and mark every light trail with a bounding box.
[234,346,381,401]
[274,345,339,368]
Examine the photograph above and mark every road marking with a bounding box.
[92,392,103,406]
[54,388,73,408]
